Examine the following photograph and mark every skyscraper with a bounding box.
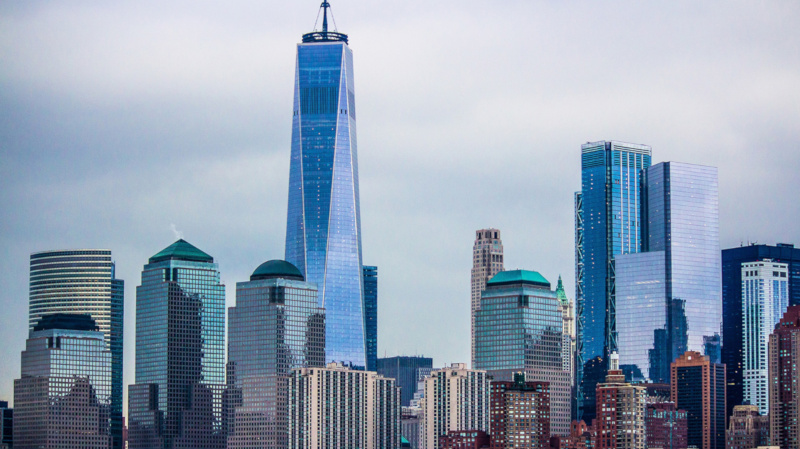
[616,162,721,383]
[721,243,800,418]
[576,140,652,422]
[474,270,572,435]
[489,374,551,449]
[14,314,112,449]
[556,276,576,396]
[226,260,325,448]
[127,239,226,449]
[363,265,378,371]
[28,249,124,449]
[288,363,401,449]
[471,229,504,366]
[671,351,726,449]
[284,1,366,369]
[594,354,647,449]
[377,356,433,407]
[768,305,800,447]
[742,260,788,415]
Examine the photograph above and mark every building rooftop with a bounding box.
[302,1,348,44]
[487,270,550,288]
[250,260,304,281]
[149,239,214,264]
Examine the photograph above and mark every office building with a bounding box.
[671,351,726,449]
[721,243,800,417]
[439,431,489,449]
[490,373,550,449]
[377,356,433,407]
[617,162,721,384]
[364,265,378,371]
[284,1,366,369]
[14,314,112,449]
[0,401,11,449]
[742,260,788,415]
[475,270,572,436]
[768,305,800,448]
[420,364,490,449]
[402,407,422,449]
[557,276,576,405]
[645,402,687,449]
[471,228,504,365]
[726,405,768,449]
[575,140,652,422]
[288,362,400,449]
[226,260,325,448]
[29,249,124,449]
[127,239,226,449]
[594,354,646,449]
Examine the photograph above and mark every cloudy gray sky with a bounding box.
[1,0,799,406]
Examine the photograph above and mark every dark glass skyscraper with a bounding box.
[376,356,433,407]
[28,249,124,449]
[128,240,226,449]
[575,140,652,422]
[284,2,366,369]
[721,243,800,418]
[363,265,378,371]
[226,260,325,449]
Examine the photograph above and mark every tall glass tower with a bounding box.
[575,140,651,422]
[29,249,124,449]
[285,2,365,368]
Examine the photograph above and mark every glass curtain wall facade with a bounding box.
[742,261,788,415]
[127,240,226,449]
[576,140,651,421]
[471,229,504,366]
[284,8,366,369]
[28,249,124,449]
[226,260,325,449]
[617,162,721,383]
[721,243,800,418]
[377,356,434,407]
[474,270,572,436]
[14,314,112,449]
[363,265,378,372]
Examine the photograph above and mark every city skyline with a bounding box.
[2,0,800,408]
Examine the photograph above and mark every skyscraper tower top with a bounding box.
[303,1,348,44]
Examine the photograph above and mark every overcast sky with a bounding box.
[1,0,799,407]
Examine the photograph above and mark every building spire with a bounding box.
[321,1,330,33]
[304,1,348,44]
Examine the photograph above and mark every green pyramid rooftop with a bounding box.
[556,275,569,305]
[487,269,550,288]
[149,239,214,264]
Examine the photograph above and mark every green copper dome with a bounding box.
[251,260,304,281]
[487,270,550,288]
[149,239,214,264]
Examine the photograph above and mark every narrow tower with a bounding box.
[284,1,366,368]
[471,228,504,366]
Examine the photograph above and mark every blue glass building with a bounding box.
[363,265,378,372]
[127,240,226,449]
[616,162,721,385]
[376,356,432,407]
[721,243,800,418]
[575,140,651,421]
[284,2,366,369]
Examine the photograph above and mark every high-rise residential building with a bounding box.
[420,364,490,449]
[0,401,11,449]
[575,140,652,422]
[377,356,434,407]
[226,260,325,449]
[557,276,576,399]
[722,243,800,418]
[28,249,124,449]
[671,351,726,449]
[284,1,366,369]
[490,373,550,449]
[288,362,400,449]
[364,265,378,371]
[594,354,646,449]
[725,405,769,449]
[616,162,721,385]
[561,420,595,449]
[439,430,489,449]
[471,228,504,366]
[742,260,789,415]
[645,402,687,449]
[768,305,800,448]
[127,239,226,449]
[14,314,112,449]
[474,270,572,436]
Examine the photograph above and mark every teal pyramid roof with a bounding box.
[487,269,550,288]
[556,275,569,305]
[149,239,213,264]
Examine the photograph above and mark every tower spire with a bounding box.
[321,1,330,34]
[304,0,348,44]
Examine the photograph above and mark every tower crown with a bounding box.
[303,1,348,44]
